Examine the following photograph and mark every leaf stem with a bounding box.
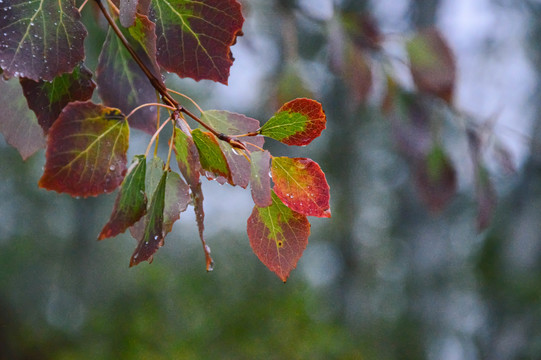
[167,89,204,114]
[145,115,174,158]
[126,103,175,120]
[78,0,90,12]
[94,0,177,108]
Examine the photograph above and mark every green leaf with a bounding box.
[20,63,96,133]
[97,14,163,134]
[98,155,147,240]
[0,77,46,160]
[149,0,244,84]
[201,110,263,188]
[130,170,167,266]
[250,150,272,207]
[247,191,310,282]
[271,157,331,218]
[129,157,165,240]
[260,98,326,146]
[191,128,232,183]
[0,0,87,81]
[38,101,129,197]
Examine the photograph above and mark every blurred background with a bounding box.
[3,0,541,359]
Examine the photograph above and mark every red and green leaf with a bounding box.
[201,110,263,188]
[97,14,163,134]
[259,98,326,146]
[0,0,87,81]
[173,126,202,188]
[0,77,46,160]
[247,191,311,282]
[250,150,272,207]
[39,101,129,197]
[191,128,232,183]
[149,0,244,84]
[130,170,167,266]
[98,154,147,240]
[20,63,96,133]
[271,157,331,218]
[406,28,456,104]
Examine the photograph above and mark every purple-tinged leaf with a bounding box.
[149,0,244,84]
[250,151,272,207]
[119,0,139,27]
[475,166,497,232]
[0,1,87,81]
[201,110,264,188]
[162,171,190,236]
[20,63,96,133]
[130,170,167,266]
[97,14,163,134]
[407,28,456,104]
[99,155,147,240]
[414,146,457,212]
[0,77,45,160]
[38,102,129,197]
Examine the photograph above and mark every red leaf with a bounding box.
[260,98,326,146]
[39,102,129,197]
[0,0,87,81]
[150,0,244,84]
[271,157,331,218]
[0,77,46,160]
[407,28,456,104]
[247,192,310,282]
[20,63,96,133]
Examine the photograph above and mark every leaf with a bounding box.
[406,28,456,104]
[201,110,264,188]
[191,128,232,183]
[97,14,163,134]
[475,166,497,232]
[250,150,272,207]
[247,191,311,282]
[119,0,139,27]
[414,146,457,212]
[162,171,190,235]
[0,0,87,81]
[20,63,96,133]
[98,154,147,240]
[260,98,326,146]
[39,101,129,197]
[129,156,165,240]
[149,0,244,84]
[0,77,46,159]
[271,157,331,218]
[130,170,167,266]
[173,126,202,188]
[191,181,214,271]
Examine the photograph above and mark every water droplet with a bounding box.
[154,235,159,240]
[205,245,211,254]
[207,259,215,272]
[109,165,115,171]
